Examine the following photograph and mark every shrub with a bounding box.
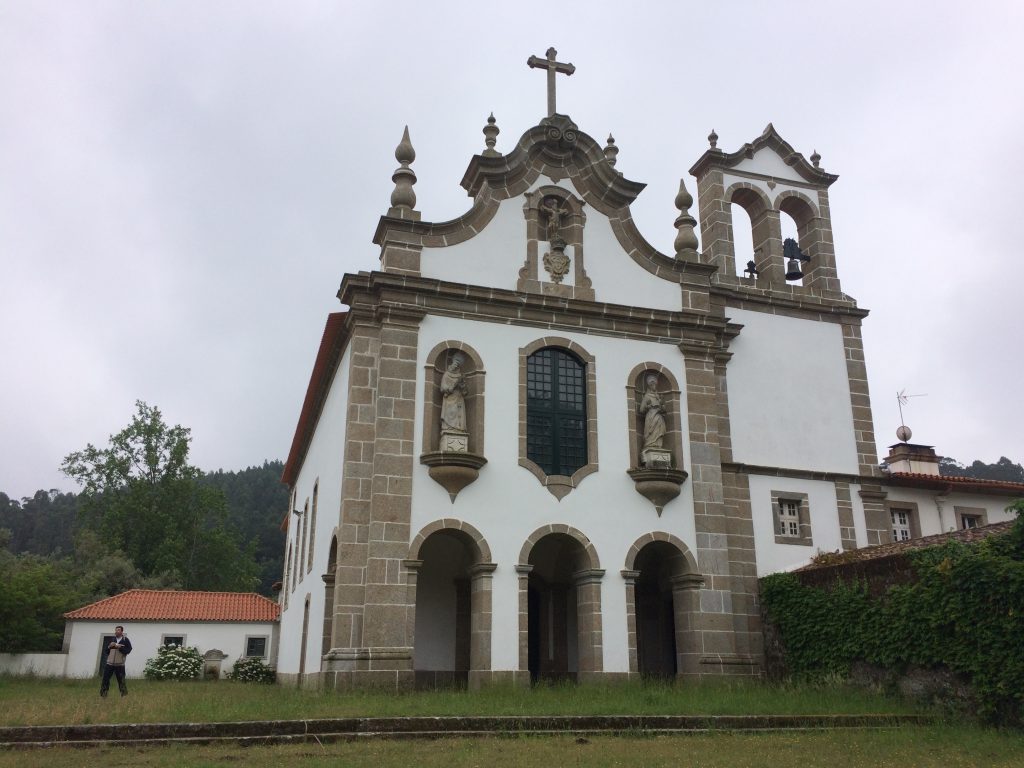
[226,655,276,684]
[143,643,203,681]
[761,501,1024,725]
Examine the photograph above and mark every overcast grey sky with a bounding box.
[2,1,1022,500]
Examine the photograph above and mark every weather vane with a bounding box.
[895,389,927,442]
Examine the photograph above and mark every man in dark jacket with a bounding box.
[100,625,132,697]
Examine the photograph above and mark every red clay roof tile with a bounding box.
[63,589,280,622]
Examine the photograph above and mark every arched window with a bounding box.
[527,348,587,476]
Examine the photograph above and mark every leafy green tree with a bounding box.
[0,531,78,652]
[61,401,258,591]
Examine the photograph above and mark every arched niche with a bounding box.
[726,181,782,284]
[518,186,593,300]
[420,341,487,502]
[625,363,684,471]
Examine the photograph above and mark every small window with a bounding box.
[245,636,268,658]
[772,492,812,546]
[778,500,801,537]
[955,506,987,531]
[891,508,912,541]
[162,634,185,648]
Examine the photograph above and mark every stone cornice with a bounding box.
[338,271,734,344]
[712,281,870,322]
[688,123,839,187]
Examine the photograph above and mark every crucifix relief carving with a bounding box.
[527,47,575,116]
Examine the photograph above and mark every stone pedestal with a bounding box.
[627,467,688,516]
[440,429,469,453]
[641,447,672,468]
[420,451,487,502]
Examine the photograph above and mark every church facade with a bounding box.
[274,52,1022,689]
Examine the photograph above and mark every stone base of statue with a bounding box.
[627,467,689,516]
[641,448,672,469]
[420,451,487,503]
[440,429,469,453]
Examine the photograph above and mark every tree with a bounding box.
[62,401,258,591]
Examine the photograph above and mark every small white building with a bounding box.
[59,589,280,678]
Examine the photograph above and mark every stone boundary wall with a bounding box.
[0,653,68,677]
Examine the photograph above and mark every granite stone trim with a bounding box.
[834,481,857,550]
[841,321,880,477]
[624,363,684,471]
[518,337,599,499]
[859,486,891,546]
[954,506,988,530]
[408,518,493,564]
[883,499,922,543]
[519,186,594,301]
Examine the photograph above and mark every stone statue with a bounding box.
[440,353,468,434]
[543,195,569,242]
[639,375,670,467]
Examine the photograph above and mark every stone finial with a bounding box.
[389,126,418,217]
[482,113,500,157]
[673,178,699,259]
[810,148,821,168]
[604,134,619,168]
[708,128,718,149]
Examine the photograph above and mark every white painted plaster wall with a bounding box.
[64,620,276,678]
[726,307,859,474]
[411,314,698,674]
[748,475,843,576]
[731,149,810,184]
[418,180,682,312]
[0,653,68,677]
[722,173,819,214]
[882,487,1018,538]
[277,346,351,675]
[413,534,467,670]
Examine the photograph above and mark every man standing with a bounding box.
[100,625,132,697]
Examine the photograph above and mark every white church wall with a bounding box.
[419,196,526,291]
[412,314,697,674]
[417,180,682,312]
[882,487,1019,538]
[748,474,842,576]
[726,307,860,474]
[64,620,276,678]
[277,345,352,675]
[580,208,681,311]
[730,151,807,183]
[722,174,820,215]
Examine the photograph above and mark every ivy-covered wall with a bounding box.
[760,502,1024,725]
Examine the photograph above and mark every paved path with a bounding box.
[0,714,934,749]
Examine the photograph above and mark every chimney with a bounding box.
[885,443,942,476]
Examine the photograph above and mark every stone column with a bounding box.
[750,208,783,286]
[834,481,858,551]
[800,188,840,293]
[320,571,335,659]
[468,563,497,689]
[574,568,605,681]
[357,310,423,689]
[323,313,380,691]
[694,168,734,274]
[514,564,533,687]
[671,573,704,680]
[620,569,640,676]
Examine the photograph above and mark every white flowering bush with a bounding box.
[143,643,203,681]
[226,655,276,684]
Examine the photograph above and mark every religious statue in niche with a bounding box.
[541,195,571,284]
[639,374,671,468]
[439,352,469,453]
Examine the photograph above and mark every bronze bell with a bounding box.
[785,258,804,281]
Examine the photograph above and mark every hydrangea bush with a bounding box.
[143,643,203,681]
[227,655,276,684]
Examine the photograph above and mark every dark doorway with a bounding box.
[634,541,680,678]
[527,533,587,683]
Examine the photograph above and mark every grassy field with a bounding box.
[2,728,1023,768]
[0,676,927,727]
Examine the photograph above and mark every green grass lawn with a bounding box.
[2,728,1023,768]
[0,676,927,727]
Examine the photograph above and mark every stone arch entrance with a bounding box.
[623,533,703,679]
[518,525,604,683]
[407,520,495,689]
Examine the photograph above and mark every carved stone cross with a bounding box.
[527,47,575,116]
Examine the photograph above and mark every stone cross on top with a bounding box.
[527,47,575,116]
